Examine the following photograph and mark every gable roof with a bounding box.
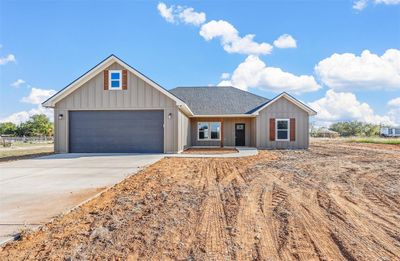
[42,54,193,116]
[251,92,317,116]
[42,55,316,117]
[170,86,269,116]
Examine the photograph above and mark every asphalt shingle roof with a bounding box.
[169,86,269,115]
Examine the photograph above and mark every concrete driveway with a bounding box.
[0,153,164,244]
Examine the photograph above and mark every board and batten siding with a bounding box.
[177,110,191,152]
[54,62,179,153]
[256,97,309,149]
[190,117,254,147]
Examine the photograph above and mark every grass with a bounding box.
[346,137,400,145]
[0,144,54,162]
[2,141,53,147]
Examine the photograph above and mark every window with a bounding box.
[109,70,122,90]
[276,119,289,141]
[210,122,221,139]
[198,122,221,140]
[198,122,209,140]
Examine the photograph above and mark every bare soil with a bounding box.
[183,148,238,154]
[1,140,399,260]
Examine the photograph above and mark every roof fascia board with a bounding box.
[177,104,194,117]
[42,57,115,107]
[113,57,189,109]
[252,92,317,116]
[43,55,193,116]
[190,114,256,118]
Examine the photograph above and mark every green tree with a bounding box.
[329,121,380,137]
[25,114,53,136]
[15,122,30,136]
[363,123,380,136]
[0,122,17,135]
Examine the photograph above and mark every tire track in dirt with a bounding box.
[263,175,345,261]
[233,168,299,261]
[1,141,399,260]
[331,193,400,259]
[190,160,232,261]
[234,174,279,261]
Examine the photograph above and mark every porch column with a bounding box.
[221,118,224,147]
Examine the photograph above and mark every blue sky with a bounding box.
[0,0,399,126]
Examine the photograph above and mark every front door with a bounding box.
[235,123,245,146]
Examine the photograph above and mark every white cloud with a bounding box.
[388,97,400,125]
[1,87,56,124]
[388,97,400,107]
[157,2,206,26]
[178,7,206,26]
[273,34,297,48]
[200,20,273,55]
[353,0,368,10]
[0,54,16,65]
[0,105,53,124]
[315,49,400,91]
[217,80,232,86]
[157,3,271,55]
[10,79,26,88]
[219,55,320,93]
[375,0,400,3]
[157,2,175,23]
[309,90,394,126]
[199,20,237,42]
[353,0,400,10]
[21,88,56,105]
[220,72,230,80]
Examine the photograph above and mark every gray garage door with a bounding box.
[69,110,164,153]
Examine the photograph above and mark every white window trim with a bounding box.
[109,70,122,90]
[275,118,290,141]
[197,122,221,141]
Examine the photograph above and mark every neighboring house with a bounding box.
[43,55,317,153]
[380,127,400,137]
[311,127,340,138]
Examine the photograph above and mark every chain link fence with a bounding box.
[0,136,54,147]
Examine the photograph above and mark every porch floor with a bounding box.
[170,147,258,158]
[182,148,238,154]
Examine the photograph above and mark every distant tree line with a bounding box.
[0,114,53,137]
[329,121,380,137]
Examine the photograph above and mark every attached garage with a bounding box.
[69,110,164,153]
[43,55,315,153]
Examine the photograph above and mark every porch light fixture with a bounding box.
[58,114,64,120]
[168,113,172,119]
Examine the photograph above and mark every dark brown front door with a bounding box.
[235,123,245,146]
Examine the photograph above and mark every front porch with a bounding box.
[183,147,238,154]
[172,146,258,158]
[190,117,257,148]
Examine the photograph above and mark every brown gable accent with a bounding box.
[290,118,296,141]
[122,69,128,90]
[103,70,109,90]
[269,118,275,141]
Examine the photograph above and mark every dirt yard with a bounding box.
[0,139,399,260]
